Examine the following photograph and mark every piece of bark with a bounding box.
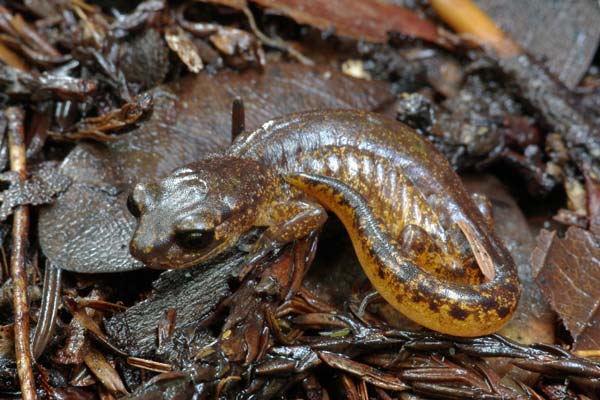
[105,249,247,358]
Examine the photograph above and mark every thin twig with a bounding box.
[241,6,314,66]
[7,106,36,399]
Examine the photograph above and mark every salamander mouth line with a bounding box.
[163,237,227,269]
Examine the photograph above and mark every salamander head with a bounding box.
[128,156,271,269]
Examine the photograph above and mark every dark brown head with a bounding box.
[128,156,271,269]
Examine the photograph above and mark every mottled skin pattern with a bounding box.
[129,109,520,337]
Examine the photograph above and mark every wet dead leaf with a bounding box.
[249,0,443,45]
[457,219,495,281]
[165,25,203,73]
[83,348,128,395]
[73,298,128,314]
[533,227,600,350]
[0,65,97,101]
[51,93,153,141]
[208,26,265,68]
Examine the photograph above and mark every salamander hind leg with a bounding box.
[399,224,481,285]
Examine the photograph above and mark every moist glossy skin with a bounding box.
[129,109,520,337]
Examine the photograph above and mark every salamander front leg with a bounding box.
[247,200,327,264]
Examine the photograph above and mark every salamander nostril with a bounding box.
[174,229,215,250]
[128,238,143,260]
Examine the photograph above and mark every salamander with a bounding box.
[128,109,520,337]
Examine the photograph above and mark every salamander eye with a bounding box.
[175,229,215,250]
[126,194,140,218]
